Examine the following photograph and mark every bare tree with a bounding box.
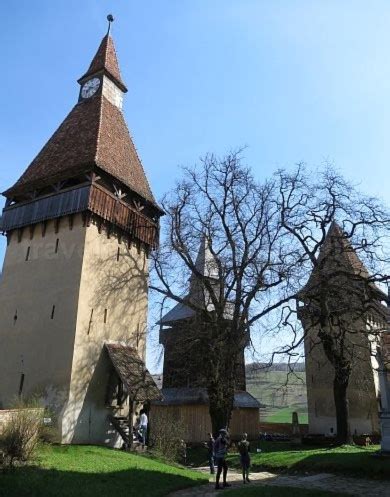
[151,153,390,441]
[150,150,292,432]
[274,165,390,443]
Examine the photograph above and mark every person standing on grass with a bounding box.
[204,432,215,474]
[139,409,148,447]
[214,428,231,490]
[238,433,251,483]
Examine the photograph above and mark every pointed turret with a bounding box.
[188,235,219,303]
[78,34,127,92]
[299,221,373,301]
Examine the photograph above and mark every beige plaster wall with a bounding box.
[0,215,149,447]
[0,215,86,412]
[304,319,379,435]
[62,218,148,445]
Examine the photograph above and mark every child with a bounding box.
[238,433,251,483]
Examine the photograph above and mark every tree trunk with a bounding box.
[208,391,234,435]
[207,365,235,435]
[333,371,351,444]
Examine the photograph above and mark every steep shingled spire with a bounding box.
[4,31,157,207]
[78,34,127,92]
[299,221,387,301]
[193,235,219,280]
[158,237,222,325]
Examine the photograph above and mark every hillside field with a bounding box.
[246,366,308,424]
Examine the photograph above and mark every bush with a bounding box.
[0,401,44,467]
[149,413,186,463]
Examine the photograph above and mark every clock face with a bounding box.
[81,77,101,99]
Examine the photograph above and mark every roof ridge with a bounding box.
[94,94,104,163]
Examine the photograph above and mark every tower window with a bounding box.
[18,373,25,398]
[117,247,120,261]
[51,305,56,319]
[55,239,59,254]
[104,309,108,324]
[25,246,31,261]
[87,309,94,335]
[13,310,18,325]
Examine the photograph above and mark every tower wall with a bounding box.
[0,214,149,446]
[304,317,379,436]
[61,217,148,445]
[0,215,86,412]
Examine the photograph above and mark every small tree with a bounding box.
[0,401,44,467]
[149,412,186,462]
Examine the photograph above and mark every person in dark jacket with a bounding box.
[204,433,215,474]
[214,428,231,490]
[238,433,251,483]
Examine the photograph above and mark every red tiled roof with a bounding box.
[4,95,156,205]
[78,35,127,91]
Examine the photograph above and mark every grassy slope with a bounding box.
[224,487,347,497]
[246,370,308,424]
[0,445,207,497]
[227,442,390,479]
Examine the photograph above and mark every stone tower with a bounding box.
[299,222,388,436]
[0,26,162,445]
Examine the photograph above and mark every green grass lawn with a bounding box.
[227,442,390,479]
[224,486,347,497]
[0,444,207,497]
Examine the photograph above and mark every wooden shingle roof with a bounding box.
[78,34,127,91]
[299,221,387,301]
[105,343,162,401]
[4,94,156,205]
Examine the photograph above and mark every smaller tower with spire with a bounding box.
[299,222,389,437]
[153,237,260,442]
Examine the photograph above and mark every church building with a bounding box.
[0,22,162,446]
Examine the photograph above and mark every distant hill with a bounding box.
[246,362,308,424]
[152,362,308,425]
[246,362,306,373]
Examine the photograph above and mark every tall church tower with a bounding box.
[0,21,162,445]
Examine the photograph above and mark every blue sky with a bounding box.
[2,1,390,369]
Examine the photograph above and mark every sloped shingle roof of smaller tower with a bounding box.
[299,221,387,301]
[78,34,127,91]
[4,95,156,205]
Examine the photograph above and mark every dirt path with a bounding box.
[168,468,390,497]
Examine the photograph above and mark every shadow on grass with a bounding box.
[0,465,205,497]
